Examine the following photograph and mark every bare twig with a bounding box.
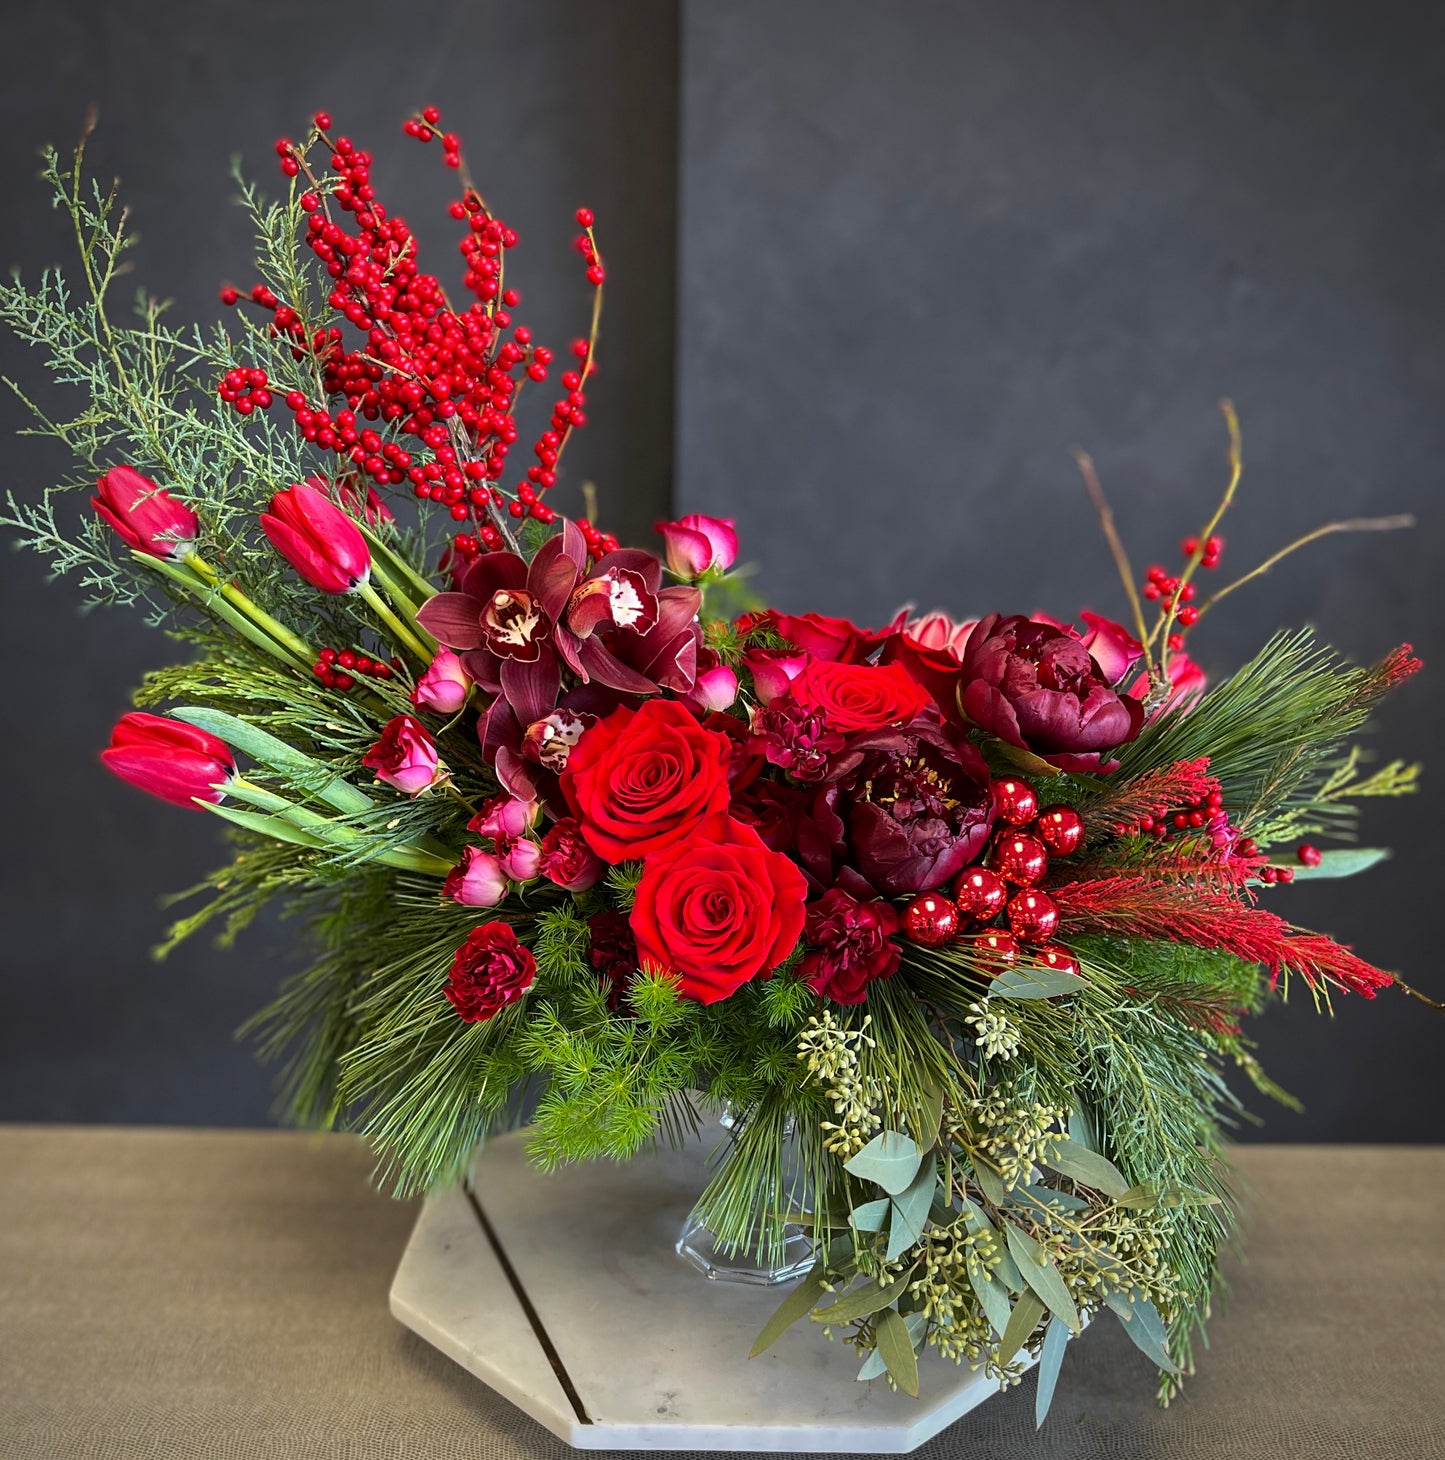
[1073,447,1153,674]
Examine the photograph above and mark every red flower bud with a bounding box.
[91,466,199,559]
[100,712,233,808]
[260,480,371,593]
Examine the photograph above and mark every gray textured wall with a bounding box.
[2,0,1440,1139]
[677,0,1443,1139]
[0,0,677,1123]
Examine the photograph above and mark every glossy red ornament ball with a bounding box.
[901,892,959,948]
[1007,889,1060,944]
[1297,843,1322,867]
[994,776,1040,826]
[953,866,1009,923]
[963,929,1021,972]
[1032,943,1081,980]
[988,832,1049,887]
[1036,804,1085,856]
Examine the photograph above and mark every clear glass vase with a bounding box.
[674,1103,816,1286]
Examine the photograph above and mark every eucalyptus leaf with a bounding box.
[1279,846,1390,880]
[1004,1223,1081,1333]
[968,1264,1013,1338]
[844,1131,923,1196]
[1103,1292,1180,1375]
[990,967,1089,1000]
[850,1198,891,1233]
[1042,1137,1131,1199]
[856,1346,888,1381]
[1019,1183,1090,1214]
[1067,1104,1098,1151]
[874,1309,920,1397]
[974,1161,1006,1207]
[750,1268,827,1357]
[888,1155,938,1258]
[997,1289,1046,1366]
[1034,1315,1070,1428]
[812,1269,916,1326]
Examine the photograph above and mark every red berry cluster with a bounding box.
[900,776,1084,981]
[217,366,272,415]
[218,107,618,572]
[1140,535,1223,628]
[1126,784,1226,841]
[312,645,397,691]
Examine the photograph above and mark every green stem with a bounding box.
[369,557,423,622]
[182,552,316,665]
[357,577,432,662]
[355,517,440,606]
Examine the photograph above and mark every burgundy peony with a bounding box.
[260,480,371,593]
[629,814,808,1004]
[801,890,901,1005]
[362,714,440,795]
[444,922,536,1022]
[538,817,603,891]
[92,466,199,559]
[101,712,233,809]
[835,725,996,896]
[957,613,1145,772]
[561,699,732,862]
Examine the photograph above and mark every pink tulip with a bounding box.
[743,647,810,705]
[499,836,542,881]
[412,649,472,714]
[443,847,508,907]
[656,513,739,578]
[260,480,371,593]
[361,714,440,795]
[91,466,199,559]
[902,610,977,661]
[100,712,233,809]
[690,663,740,713]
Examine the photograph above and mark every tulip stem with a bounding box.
[358,578,432,662]
[182,552,316,666]
[354,517,439,607]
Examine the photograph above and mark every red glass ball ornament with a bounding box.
[963,929,1021,973]
[988,832,1049,887]
[1036,804,1085,857]
[1007,889,1061,944]
[994,776,1040,826]
[953,866,1009,923]
[901,892,960,948]
[1032,943,1081,980]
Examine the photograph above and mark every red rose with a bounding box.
[629,814,808,1004]
[561,699,731,862]
[444,922,537,1022]
[775,611,889,663]
[789,659,931,733]
[802,889,901,1004]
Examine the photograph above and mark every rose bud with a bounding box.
[443,847,508,907]
[361,714,440,795]
[100,711,234,809]
[538,817,604,892]
[499,836,542,882]
[469,794,540,840]
[690,662,740,713]
[412,648,472,714]
[743,647,810,704]
[92,466,200,559]
[656,513,739,578]
[260,479,371,593]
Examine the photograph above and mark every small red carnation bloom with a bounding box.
[802,889,901,1004]
[588,910,638,1010]
[444,922,536,1022]
[538,817,603,891]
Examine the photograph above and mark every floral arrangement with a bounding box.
[3,108,1431,1424]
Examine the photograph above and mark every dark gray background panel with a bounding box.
[677,0,1444,1139]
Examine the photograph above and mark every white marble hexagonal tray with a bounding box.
[390,1124,1029,1451]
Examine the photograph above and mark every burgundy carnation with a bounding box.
[538,817,603,891]
[747,698,847,782]
[802,889,901,1004]
[957,612,1145,772]
[731,778,810,853]
[588,910,638,1011]
[444,923,537,1022]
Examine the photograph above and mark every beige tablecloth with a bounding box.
[1,1127,1441,1458]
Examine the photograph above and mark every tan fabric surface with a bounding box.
[0,1128,1441,1459]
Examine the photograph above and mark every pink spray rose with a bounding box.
[656,513,739,578]
[362,714,440,795]
[412,649,472,714]
[443,847,508,907]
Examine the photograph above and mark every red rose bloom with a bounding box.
[630,814,808,1004]
[789,659,931,733]
[775,611,890,663]
[802,889,901,1004]
[561,699,732,862]
[444,922,537,1022]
